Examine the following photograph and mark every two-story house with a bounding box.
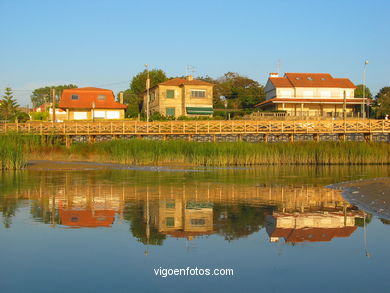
[144,76,213,118]
[255,73,364,117]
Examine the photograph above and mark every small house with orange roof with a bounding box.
[256,73,364,117]
[59,87,127,120]
[144,75,214,118]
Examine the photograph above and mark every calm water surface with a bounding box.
[1,165,390,293]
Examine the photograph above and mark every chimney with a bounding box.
[119,92,124,104]
[269,73,279,78]
[186,75,193,81]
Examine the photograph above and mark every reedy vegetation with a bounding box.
[1,134,390,169]
[71,139,390,166]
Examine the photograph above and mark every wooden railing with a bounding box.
[0,120,389,136]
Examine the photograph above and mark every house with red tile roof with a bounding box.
[256,73,364,117]
[144,75,214,118]
[59,87,127,120]
[265,211,362,243]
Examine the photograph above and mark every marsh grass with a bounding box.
[1,134,390,169]
[71,139,390,166]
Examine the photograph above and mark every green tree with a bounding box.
[374,87,390,118]
[120,89,141,117]
[128,69,168,112]
[0,87,20,121]
[213,72,265,109]
[30,84,77,108]
[355,84,372,99]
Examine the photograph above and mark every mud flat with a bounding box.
[329,177,390,220]
[25,160,199,172]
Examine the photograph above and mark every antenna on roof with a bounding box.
[186,65,196,77]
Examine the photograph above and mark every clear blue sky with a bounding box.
[0,0,389,106]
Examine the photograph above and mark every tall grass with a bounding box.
[1,134,390,168]
[0,135,26,170]
[0,134,62,170]
[71,139,390,166]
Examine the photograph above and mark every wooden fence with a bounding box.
[0,120,389,136]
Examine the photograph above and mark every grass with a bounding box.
[70,139,390,166]
[1,134,390,169]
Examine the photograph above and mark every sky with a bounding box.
[0,0,389,106]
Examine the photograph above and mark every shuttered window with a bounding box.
[191,90,206,98]
[166,89,175,98]
[166,108,175,117]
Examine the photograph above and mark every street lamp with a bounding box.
[362,60,368,119]
[145,64,150,122]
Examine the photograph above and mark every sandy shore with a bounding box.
[329,177,390,220]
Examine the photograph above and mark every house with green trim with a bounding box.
[144,75,214,118]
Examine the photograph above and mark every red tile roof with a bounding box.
[269,73,356,89]
[270,227,357,243]
[159,78,213,87]
[255,98,366,108]
[59,209,115,228]
[59,87,127,109]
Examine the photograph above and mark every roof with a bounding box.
[59,209,115,228]
[255,98,367,108]
[59,87,127,109]
[268,73,356,89]
[158,78,213,87]
[270,226,357,243]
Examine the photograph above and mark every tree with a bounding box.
[0,87,19,121]
[120,89,141,117]
[30,84,77,108]
[374,87,390,118]
[355,84,372,99]
[212,72,265,109]
[128,69,168,112]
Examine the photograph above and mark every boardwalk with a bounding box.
[1,119,390,135]
[1,120,389,144]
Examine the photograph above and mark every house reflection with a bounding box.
[0,174,365,244]
[146,200,213,240]
[265,211,362,243]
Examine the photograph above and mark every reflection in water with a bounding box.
[0,171,367,245]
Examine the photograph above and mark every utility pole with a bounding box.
[362,60,368,119]
[343,90,347,120]
[51,88,56,122]
[145,64,150,122]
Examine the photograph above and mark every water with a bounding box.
[1,165,390,293]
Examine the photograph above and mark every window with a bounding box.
[71,94,79,100]
[98,95,106,100]
[166,107,175,117]
[166,217,175,227]
[280,90,292,97]
[321,77,326,80]
[191,90,206,98]
[93,111,106,119]
[166,89,175,98]
[166,201,175,209]
[320,91,331,97]
[71,217,79,222]
[191,218,206,226]
[307,77,313,80]
[295,77,301,80]
[303,90,313,97]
